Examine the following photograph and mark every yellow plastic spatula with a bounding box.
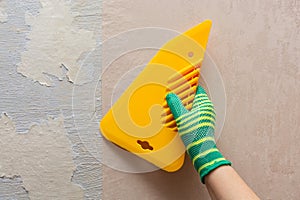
[100,20,212,172]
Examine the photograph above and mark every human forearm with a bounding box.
[205,165,260,200]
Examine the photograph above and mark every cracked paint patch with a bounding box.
[0,0,8,23]
[0,113,84,199]
[17,0,96,86]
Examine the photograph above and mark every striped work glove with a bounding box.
[166,85,231,183]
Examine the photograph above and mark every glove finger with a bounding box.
[195,85,208,95]
[166,93,188,120]
[192,85,211,109]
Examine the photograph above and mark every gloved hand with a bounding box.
[166,85,231,183]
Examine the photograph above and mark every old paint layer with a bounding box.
[0,0,102,198]
[0,113,84,199]
[17,0,96,86]
[0,0,8,23]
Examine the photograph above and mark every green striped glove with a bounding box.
[166,85,231,183]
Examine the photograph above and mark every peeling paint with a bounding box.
[0,0,8,23]
[0,0,102,200]
[0,0,102,198]
[0,113,84,199]
[17,0,96,86]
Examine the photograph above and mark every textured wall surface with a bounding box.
[1,0,299,199]
[102,0,300,199]
[0,0,102,199]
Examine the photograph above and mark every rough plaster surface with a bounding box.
[102,0,300,199]
[17,0,96,86]
[0,176,29,200]
[0,0,102,199]
[0,113,84,199]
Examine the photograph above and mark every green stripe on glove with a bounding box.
[166,86,231,183]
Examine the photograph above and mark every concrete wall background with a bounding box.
[0,0,299,199]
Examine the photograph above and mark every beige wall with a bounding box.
[102,0,300,199]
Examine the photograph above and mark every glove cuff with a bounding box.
[188,146,231,184]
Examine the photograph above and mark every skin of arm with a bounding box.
[205,165,260,200]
